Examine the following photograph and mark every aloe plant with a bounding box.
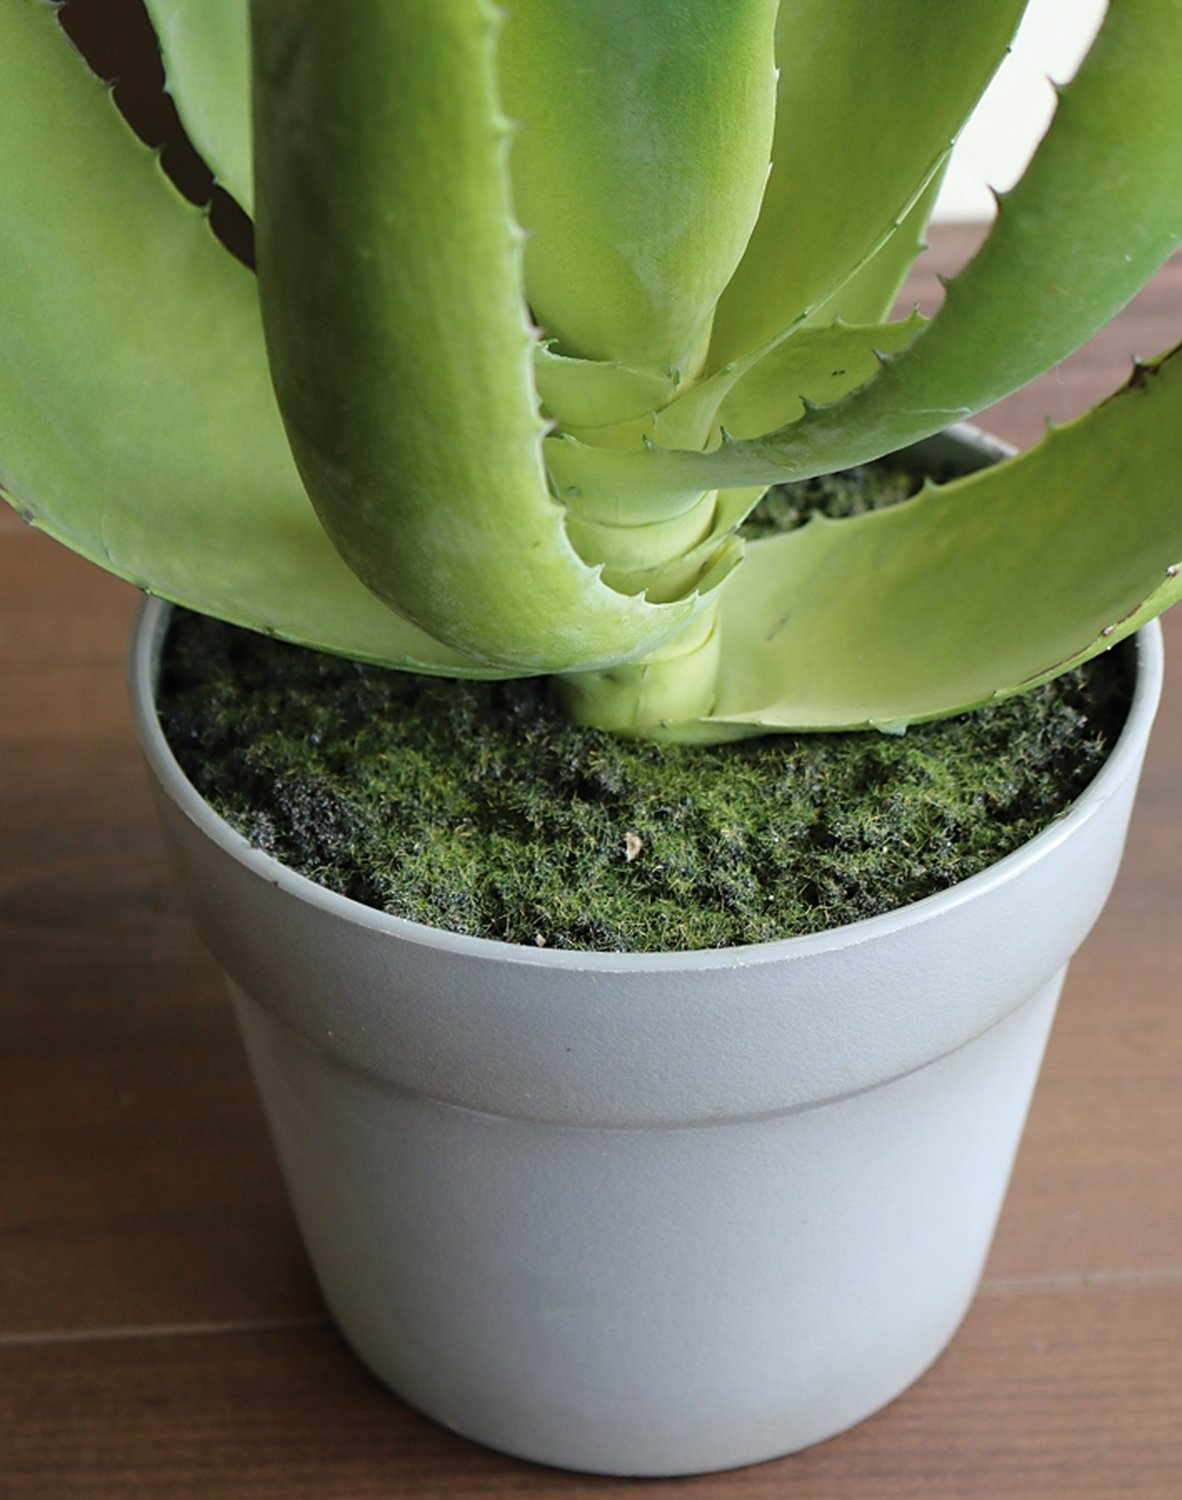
[4,0,1182,741]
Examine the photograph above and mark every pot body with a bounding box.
[129,596,1162,1477]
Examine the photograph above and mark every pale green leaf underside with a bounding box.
[708,0,1026,368]
[143,0,252,212]
[0,0,495,677]
[701,352,1182,733]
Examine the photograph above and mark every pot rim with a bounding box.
[128,595,1163,977]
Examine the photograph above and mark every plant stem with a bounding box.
[553,603,722,734]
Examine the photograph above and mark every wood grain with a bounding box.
[2,230,1181,1493]
[1,1289,1179,1498]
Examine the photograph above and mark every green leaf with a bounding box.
[143,0,252,211]
[0,0,495,676]
[800,157,948,330]
[533,345,677,430]
[251,0,729,675]
[707,0,1026,367]
[543,313,926,521]
[559,0,1182,502]
[659,311,927,450]
[496,0,779,374]
[701,351,1182,734]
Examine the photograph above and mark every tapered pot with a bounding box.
[128,594,1162,1478]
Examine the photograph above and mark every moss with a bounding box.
[739,461,927,538]
[158,609,1130,954]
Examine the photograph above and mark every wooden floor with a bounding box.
[2,228,1180,1496]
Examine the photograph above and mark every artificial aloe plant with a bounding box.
[3,0,1182,741]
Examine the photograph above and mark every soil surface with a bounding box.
[158,608,1129,953]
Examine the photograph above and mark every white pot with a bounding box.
[128,596,1162,1478]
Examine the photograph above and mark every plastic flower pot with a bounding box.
[128,595,1162,1479]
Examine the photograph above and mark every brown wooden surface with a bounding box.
[2,227,1181,1497]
